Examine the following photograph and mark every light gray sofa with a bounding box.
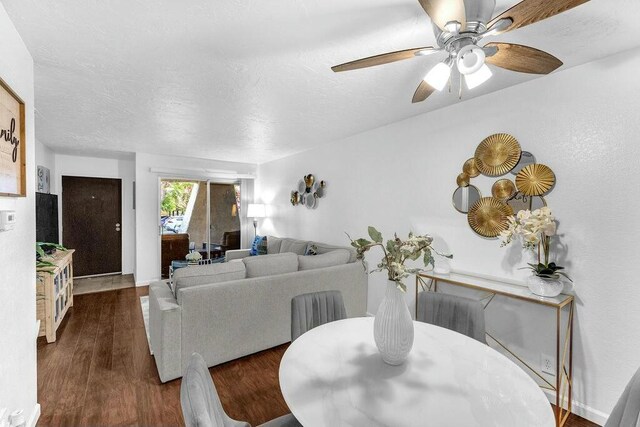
[149,237,367,383]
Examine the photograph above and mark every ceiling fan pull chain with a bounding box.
[459,72,463,100]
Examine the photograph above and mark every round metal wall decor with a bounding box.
[491,179,517,200]
[463,158,480,178]
[452,185,482,214]
[453,133,558,239]
[456,173,470,187]
[467,197,513,238]
[515,164,555,196]
[507,192,546,213]
[510,151,536,175]
[290,174,326,209]
[474,133,522,177]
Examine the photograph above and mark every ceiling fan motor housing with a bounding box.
[462,0,497,23]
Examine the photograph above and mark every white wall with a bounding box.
[54,154,136,275]
[257,47,640,424]
[134,153,256,284]
[34,139,55,194]
[0,3,39,425]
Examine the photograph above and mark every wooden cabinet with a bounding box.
[161,233,190,278]
[37,249,75,343]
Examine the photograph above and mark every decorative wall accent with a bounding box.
[37,165,50,193]
[452,133,555,238]
[0,78,26,197]
[290,174,326,209]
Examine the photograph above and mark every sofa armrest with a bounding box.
[225,249,251,262]
[149,281,182,382]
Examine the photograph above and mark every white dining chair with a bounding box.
[180,353,301,427]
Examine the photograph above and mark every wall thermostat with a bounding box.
[0,210,16,231]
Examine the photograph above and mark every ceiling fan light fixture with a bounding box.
[423,59,452,91]
[465,64,493,89]
[457,45,486,75]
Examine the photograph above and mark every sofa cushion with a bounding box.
[279,238,309,255]
[174,262,246,295]
[243,252,299,278]
[297,249,351,271]
[311,241,358,263]
[267,236,282,254]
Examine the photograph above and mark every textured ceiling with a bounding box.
[3,0,639,164]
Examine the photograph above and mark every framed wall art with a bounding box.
[37,165,50,193]
[0,78,26,197]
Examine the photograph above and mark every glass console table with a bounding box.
[416,271,574,427]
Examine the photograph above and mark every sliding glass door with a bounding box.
[160,179,241,278]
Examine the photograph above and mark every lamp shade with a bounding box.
[247,203,266,218]
[424,59,452,91]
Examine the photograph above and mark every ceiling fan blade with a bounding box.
[412,80,436,103]
[332,47,438,72]
[487,0,589,34]
[484,42,563,74]
[417,0,466,30]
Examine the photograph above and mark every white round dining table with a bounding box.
[279,317,555,427]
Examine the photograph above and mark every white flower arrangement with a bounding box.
[500,207,571,281]
[185,251,202,263]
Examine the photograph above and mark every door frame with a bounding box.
[60,174,126,277]
[156,176,242,278]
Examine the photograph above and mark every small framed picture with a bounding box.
[37,165,50,193]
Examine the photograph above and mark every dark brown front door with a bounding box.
[62,176,122,277]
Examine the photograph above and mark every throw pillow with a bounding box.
[250,235,262,256]
[257,236,268,255]
[305,243,318,256]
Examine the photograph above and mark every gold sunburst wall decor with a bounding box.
[491,179,517,201]
[474,133,522,177]
[452,133,557,239]
[463,158,480,178]
[456,173,470,187]
[515,164,555,196]
[467,197,513,238]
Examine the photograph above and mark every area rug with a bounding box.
[140,296,153,355]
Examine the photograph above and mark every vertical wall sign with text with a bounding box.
[0,78,26,197]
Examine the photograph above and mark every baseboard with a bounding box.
[542,389,607,425]
[27,404,40,427]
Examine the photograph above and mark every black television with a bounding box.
[36,192,59,244]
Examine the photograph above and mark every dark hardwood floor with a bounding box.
[37,287,599,426]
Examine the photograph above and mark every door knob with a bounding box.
[116,227,121,232]
[116,223,121,227]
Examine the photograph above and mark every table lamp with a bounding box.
[246,203,265,237]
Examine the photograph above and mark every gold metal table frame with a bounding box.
[416,272,574,427]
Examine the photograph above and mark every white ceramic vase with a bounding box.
[374,280,414,365]
[527,275,564,297]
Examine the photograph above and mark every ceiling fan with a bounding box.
[331,0,590,103]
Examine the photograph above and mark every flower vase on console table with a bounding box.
[526,275,564,298]
[348,226,452,366]
[500,208,572,298]
[374,280,414,365]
